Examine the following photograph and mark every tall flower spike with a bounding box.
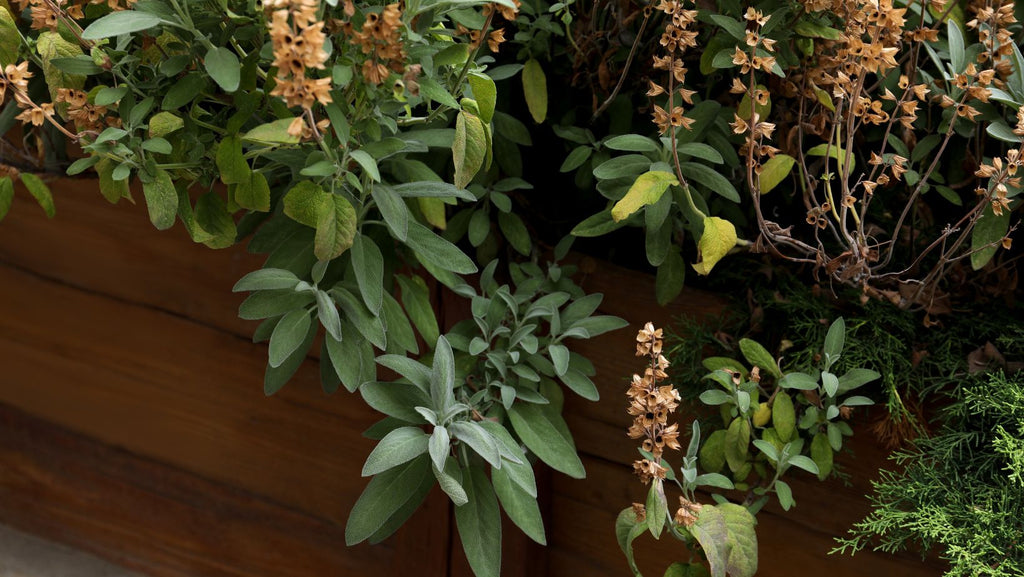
[628,323,681,484]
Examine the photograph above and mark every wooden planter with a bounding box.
[0,179,946,576]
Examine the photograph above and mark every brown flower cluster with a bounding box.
[0,62,56,128]
[967,0,1017,76]
[267,0,332,109]
[975,140,1024,218]
[729,10,781,176]
[55,88,119,133]
[344,3,406,85]
[13,0,134,30]
[647,0,698,134]
[460,0,520,53]
[628,323,682,484]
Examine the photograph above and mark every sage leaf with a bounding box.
[508,403,585,478]
[141,168,178,230]
[268,308,312,368]
[455,466,502,577]
[345,455,432,545]
[493,464,546,544]
[361,427,430,476]
[522,58,547,123]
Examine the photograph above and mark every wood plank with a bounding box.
[0,401,418,577]
[0,261,377,525]
[0,178,261,339]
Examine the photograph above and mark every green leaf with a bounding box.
[94,86,129,107]
[345,455,432,545]
[194,192,236,249]
[793,20,840,39]
[948,19,965,74]
[810,433,833,480]
[406,221,477,275]
[18,173,55,218]
[664,563,711,577]
[95,159,129,204]
[371,184,410,241]
[331,287,386,350]
[396,275,439,346]
[823,317,845,362]
[392,181,476,201]
[242,118,301,144]
[268,308,312,368]
[455,466,502,577]
[450,421,502,469]
[428,426,450,472]
[360,381,432,423]
[615,507,649,577]
[235,171,271,212]
[571,210,627,237]
[508,403,585,479]
[787,455,820,476]
[493,464,546,544]
[699,429,727,473]
[522,59,547,123]
[497,211,531,255]
[468,73,497,124]
[560,146,592,172]
[162,74,205,110]
[216,136,249,185]
[593,154,652,180]
[560,369,599,401]
[141,168,177,230]
[971,202,1011,270]
[82,10,164,39]
[772,391,796,442]
[605,134,659,152]
[775,479,794,510]
[779,371,819,390]
[738,338,780,379]
[263,315,316,395]
[434,457,468,506]
[645,482,667,539]
[678,142,724,164]
[611,171,679,222]
[418,77,460,109]
[656,249,685,306]
[232,268,300,292]
[351,234,384,314]
[362,427,430,476]
[0,177,13,222]
[679,163,740,202]
[548,344,570,376]
[327,321,376,392]
[692,504,729,577]
[204,46,240,92]
[806,143,856,172]
[316,289,343,342]
[724,417,750,473]
[350,149,380,182]
[757,154,795,194]
[719,502,758,577]
[836,368,880,394]
[283,181,327,228]
[0,7,19,67]
[452,111,487,189]
[693,217,737,276]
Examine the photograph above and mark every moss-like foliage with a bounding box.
[835,371,1024,576]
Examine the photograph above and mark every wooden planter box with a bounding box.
[0,179,946,576]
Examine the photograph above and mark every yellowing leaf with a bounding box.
[611,171,678,222]
[235,170,271,212]
[0,6,19,67]
[418,197,446,229]
[283,181,328,227]
[148,111,184,138]
[467,73,496,124]
[522,58,547,124]
[452,110,487,189]
[806,143,855,172]
[95,158,130,204]
[315,193,357,260]
[242,118,301,144]
[141,168,178,230]
[36,32,85,110]
[814,87,835,111]
[693,217,737,276]
[757,154,795,194]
